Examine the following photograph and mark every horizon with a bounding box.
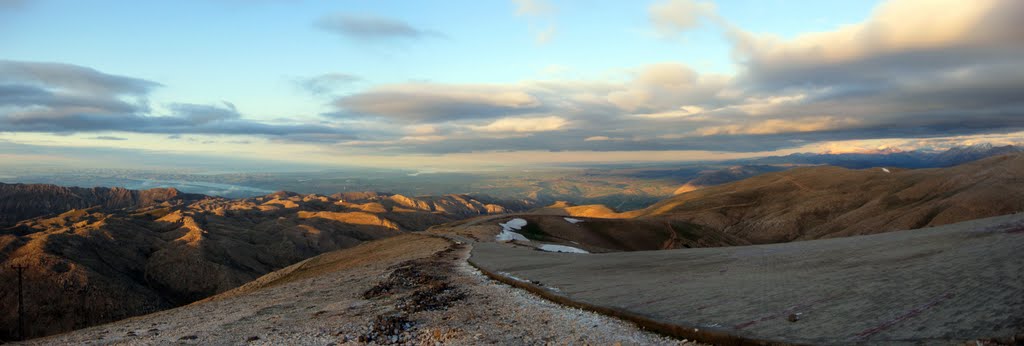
[2,0,1023,170]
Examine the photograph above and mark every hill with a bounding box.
[672,165,784,195]
[639,153,1024,243]
[0,183,206,227]
[0,187,523,340]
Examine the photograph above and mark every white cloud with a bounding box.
[536,25,556,44]
[512,0,554,16]
[584,136,625,142]
[473,116,568,133]
[633,105,705,119]
[649,0,717,36]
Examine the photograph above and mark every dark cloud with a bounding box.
[168,102,241,124]
[315,14,442,40]
[0,60,160,97]
[0,60,357,140]
[333,84,544,121]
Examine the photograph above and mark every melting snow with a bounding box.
[881,168,891,173]
[496,218,530,242]
[563,217,584,224]
[538,244,589,254]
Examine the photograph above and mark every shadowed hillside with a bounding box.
[0,183,207,227]
[0,187,523,340]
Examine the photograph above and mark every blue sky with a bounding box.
[1,0,1022,170]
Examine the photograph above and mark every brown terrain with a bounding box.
[0,183,206,228]
[0,186,524,340]
[672,165,785,195]
[28,233,697,345]
[544,153,1024,244]
[639,153,1024,243]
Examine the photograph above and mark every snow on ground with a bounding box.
[882,168,891,173]
[538,244,589,254]
[563,217,584,224]
[496,218,530,242]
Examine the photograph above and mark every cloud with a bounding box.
[333,83,544,122]
[5,0,1024,162]
[511,0,557,44]
[692,117,861,136]
[0,60,161,97]
[472,116,568,133]
[535,25,556,44]
[315,13,441,40]
[0,60,357,140]
[730,0,1024,92]
[512,0,554,16]
[168,102,241,124]
[649,0,717,36]
[89,136,127,141]
[295,73,361,95]
[584,136,625,142]
[323,0,1024,156]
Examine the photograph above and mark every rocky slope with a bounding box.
[639,153,1024,243]
[0,183,206,227]
[0,188,522,340]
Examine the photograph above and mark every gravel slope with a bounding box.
[469,213,1024,345]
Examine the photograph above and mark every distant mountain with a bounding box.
[0,187,524,340]
[0,183,207,227]
[746,144,1023,169]
[637,153,1024,243]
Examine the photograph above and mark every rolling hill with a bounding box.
[638,153,1024,243]
[0,186,524,340]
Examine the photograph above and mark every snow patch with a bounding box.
[497,271,529,283]
[496,218,530,242]
[881,168,891,173]
[563,217,584,224]
[538,244,589,254]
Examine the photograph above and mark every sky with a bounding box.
[1,0,1022,170]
